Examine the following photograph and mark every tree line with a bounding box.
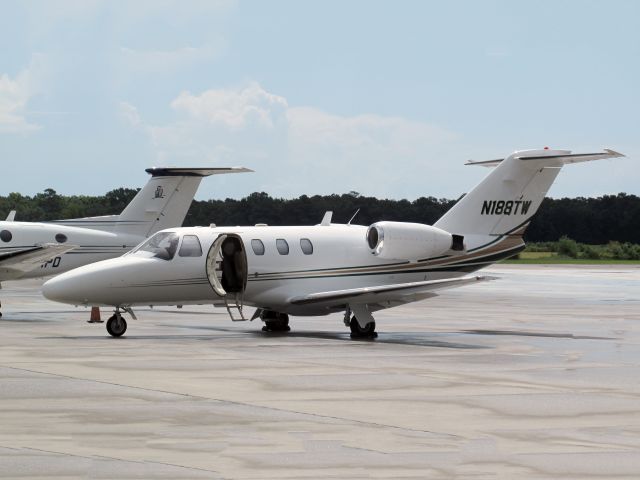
[1,189,638,244]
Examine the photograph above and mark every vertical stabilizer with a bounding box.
[434,149,624,236]
[51,167,252,237]
[116,167,252,237]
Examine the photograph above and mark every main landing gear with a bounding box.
[349,317,377,339]
[260,310,290,333]
[255,306,378,339]
[345,306,378,339]
[106,310,127,337]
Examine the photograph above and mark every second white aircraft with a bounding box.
[42,148,624,338]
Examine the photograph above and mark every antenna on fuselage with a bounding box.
[5,210,16,222]
[347,208,360,225]
[320,211,333,226]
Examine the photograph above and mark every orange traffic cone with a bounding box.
[87,306,103,323]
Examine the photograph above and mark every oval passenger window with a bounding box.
[251,239,265,255]
[0,230,12,242]
[55,233,68,243]
[300,238,313,255]
[276,239,289,255]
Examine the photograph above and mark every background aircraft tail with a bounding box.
[54,167,252,237]
[434,148,624,237]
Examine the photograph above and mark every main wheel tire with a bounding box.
[261,312,290,332]
[106,314,127,337]
[349,317,377,339]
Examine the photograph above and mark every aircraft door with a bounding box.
[206,234,227,296]
[205,234,248,298]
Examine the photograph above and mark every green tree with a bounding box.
[557,236,579,258]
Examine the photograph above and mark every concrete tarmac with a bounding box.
[0,265,639,479]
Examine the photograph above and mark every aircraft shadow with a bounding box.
[0,310,89,322]
[42,334,251,341]
[166,324,489,349]
[41,327,611,348]
[1,318,54,323]
[461,329,614,341]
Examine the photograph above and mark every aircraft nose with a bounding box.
[43,268,95,305]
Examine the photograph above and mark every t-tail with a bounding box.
[434,148,625,259]
[52,167,252,237]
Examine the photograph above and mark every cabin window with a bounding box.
[300,238,313,255]
[134,231,179,261]
[0,230,12,242]
[251,239,265,255]
[179,235,202,257]
[276,239,289,255]
[55,233,67,243]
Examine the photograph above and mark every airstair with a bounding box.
[224,293,247,321]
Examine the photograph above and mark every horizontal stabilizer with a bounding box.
[145,167,253,177]
[289,275,494,306]
[466,149,624,167]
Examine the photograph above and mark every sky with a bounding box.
[0,0,638,201]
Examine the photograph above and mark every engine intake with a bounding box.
[366,221,462,260]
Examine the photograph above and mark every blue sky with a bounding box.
[1,0,638,201]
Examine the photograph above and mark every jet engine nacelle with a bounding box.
[366,221,464,261]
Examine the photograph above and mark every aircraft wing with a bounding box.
[0,244,77,275]
[289,275,494,307]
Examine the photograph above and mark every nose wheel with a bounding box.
[106,312,127,337]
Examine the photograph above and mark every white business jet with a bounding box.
[42,148,624,338]
[0,167,250,316]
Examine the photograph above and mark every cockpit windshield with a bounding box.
[132,231,180,260]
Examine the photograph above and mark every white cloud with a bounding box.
[122,82,459,197]
[0,63,41,134]
[171,83,288,130]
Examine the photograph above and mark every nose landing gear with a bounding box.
[106,311,127,337]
